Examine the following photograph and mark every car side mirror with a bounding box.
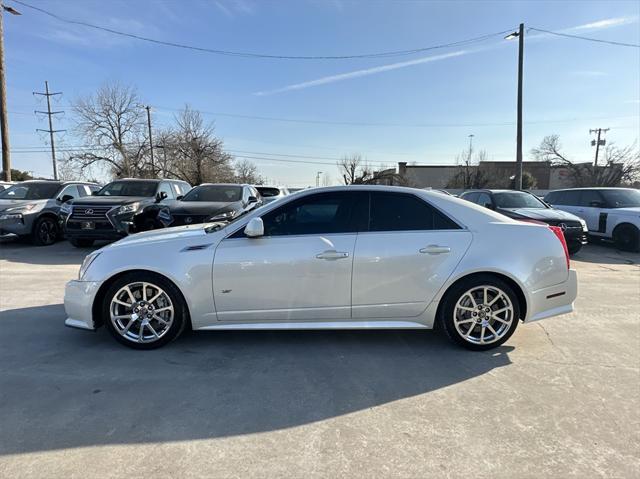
[59,194,74,203]
[156,191,168,202]
[176,195,183,201]
[244,217,264,238]
[247,196,258,204]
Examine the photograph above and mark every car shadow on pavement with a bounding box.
[0,304,513,456]
[570,243,639,266]
[0,238,106,266]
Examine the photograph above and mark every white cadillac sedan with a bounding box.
[65,185,577,351]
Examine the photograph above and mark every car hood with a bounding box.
[104,223,213,249]
[0,198,49,211]
[70,196,151,205]
[497,207,583,222]
[168,200,241,216]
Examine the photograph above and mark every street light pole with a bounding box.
[0,3,21,181]
[506,23,524,190]
[144,105,154,176]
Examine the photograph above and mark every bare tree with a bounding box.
[162,106,235,185]
[66,82,149,178]
[338,153,405,185]
[531,134,640,187]
[234,159,262,184]
[447,149,489,189]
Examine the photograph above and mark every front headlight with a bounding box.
[209,211,237,221]
[5,203,39,214]
[0,213,22,221]
[60,203,73,215]
[79,252,101,280]
[116,202,140,215]
[579,219,588,232]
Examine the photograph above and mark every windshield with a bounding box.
[97,181,158,197]
[183,185,242,202]
[0,182,60,200]
[493,192,547,209]
[601,189,640,208]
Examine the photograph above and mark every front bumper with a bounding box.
[563,228,588,245]
[64,280,102,331]
[0,215,33,236]
[525,269,578,322]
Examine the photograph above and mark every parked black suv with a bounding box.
[460,189,588,254]
[161,183,262,227]
[60,178,191,247]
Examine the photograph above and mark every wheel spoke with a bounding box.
[488,293,502,306]
[492,317,510,325]
[153,314,168,325]
[480,326,486,343]
[457,305,475,313]
[154,306,172,313]
[113,299,132,308]
[486,322,499,338]
[492,306,510,316]
[122,318,136,333]
[125,286,136,304]
[483,287,488,305]
[147,323,160,338]
[465,324,476,337]
[457,318,475,325]
[465,293,477,307]
[142,283,148,301]
[112,314,131,320]
[138,323,145,342]
[148,290,163,304]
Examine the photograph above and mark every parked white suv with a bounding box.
[544,188,640,252]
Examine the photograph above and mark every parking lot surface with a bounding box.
[1,239,639,478]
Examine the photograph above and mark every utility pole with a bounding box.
[505,23,525,190]
[34,81,65,180]
[141,105,154,175]
[589,128,609,167]
[0,3,21,181]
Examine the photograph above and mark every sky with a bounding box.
[4,0,640,186]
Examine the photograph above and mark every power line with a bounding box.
[528,27,640,48]
[33,81,65,180]
[13,0,513,60]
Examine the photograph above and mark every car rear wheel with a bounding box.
[613,224,640,252]
[31,216,58,246]
[102,272,188,350]
[440,275,520,351]
[70,238,95,248]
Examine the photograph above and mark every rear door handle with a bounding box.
[316,250,350,260]
[419,245,451,255]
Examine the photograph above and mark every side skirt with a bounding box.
[195,320,430,331]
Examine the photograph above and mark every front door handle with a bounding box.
[315,250,350,260]
[419,245,451,255]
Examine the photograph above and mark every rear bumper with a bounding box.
[64,280,102,331]
[524,269,578,322]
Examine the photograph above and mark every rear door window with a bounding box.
[369,192,459,232]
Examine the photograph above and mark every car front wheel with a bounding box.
[31,216,59,246]
[102,272,188,350]
[440,275,520,351]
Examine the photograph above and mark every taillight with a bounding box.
[548,225,570,269]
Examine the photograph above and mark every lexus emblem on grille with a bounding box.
[85,209,94,215]
[185,217,193,224]
[558,223,567,231]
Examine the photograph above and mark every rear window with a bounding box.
[369,192,459,232]
[257,187,281,198]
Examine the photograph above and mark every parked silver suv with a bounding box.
[0,180,99,245]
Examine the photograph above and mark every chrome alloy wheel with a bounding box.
[453,285,514,345]
[109,282,174,344]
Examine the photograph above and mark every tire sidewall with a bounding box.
[614,225,640,252]
[102,272,187,350]
[440,275,521,351]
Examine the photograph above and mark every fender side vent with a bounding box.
[181,244,212,252]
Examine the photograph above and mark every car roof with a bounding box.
[462,189,531,194]
[547,187,636,192]
[194,183,248,187]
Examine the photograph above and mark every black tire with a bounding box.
[31,216,59,246]
[567,242,582,255]
[613,224,640,252]
[70,238,95,248]
[102,272,188,350]
[439,274,521,351]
